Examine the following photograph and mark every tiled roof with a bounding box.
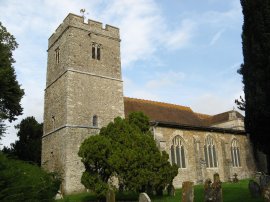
[204,111,244,125]
[124,97,205,127]
[124,97,243,128]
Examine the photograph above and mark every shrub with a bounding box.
[78,112,178,198]
[0,152,61,202]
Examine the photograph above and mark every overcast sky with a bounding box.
[0,0,244,147]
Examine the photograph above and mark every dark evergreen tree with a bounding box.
[239,0,270,168]
[78,113,178,199]
[4,117,43,165]
[0,22,24,138]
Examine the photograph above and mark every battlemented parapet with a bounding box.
[48,13,119,50]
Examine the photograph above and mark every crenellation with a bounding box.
[105,24,120,37]
[88,19,103,30]
[48,13,119,50]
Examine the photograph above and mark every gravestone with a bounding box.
[259,173,270,189]
[106,189,115,202]
[248,180,261,198]
[263,184,270,202]
[204,179,213,202]
[139,192,151,202]
[204,174,223,202]
[212,173,222,202]
[182,181,194,202]
[167,184,175,196]
[233,173,239,183]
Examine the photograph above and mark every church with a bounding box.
[41,13,257,194]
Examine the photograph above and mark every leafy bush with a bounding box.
[0,152,61,202]
[78,112,178,199]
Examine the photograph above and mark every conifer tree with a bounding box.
[239,0,270,166]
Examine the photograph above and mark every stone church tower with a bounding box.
[42,13,124,194]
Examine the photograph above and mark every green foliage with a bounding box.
[0,22,24,138]
[78,112,178,198]
[78,135,113,198]
[128,111,150,133]
[239,0,270,157]
[3,116,43,165]
[0,152,61,202]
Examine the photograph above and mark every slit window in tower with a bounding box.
[55,47,60,64]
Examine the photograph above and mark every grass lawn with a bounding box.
[56,179,264,202]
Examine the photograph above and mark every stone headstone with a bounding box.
[211,173,222,202]
[106,189,115,202]
[213,173,220,183]
[233,173,239,183]
[54,190,63,200]
[204,179,213,202]
[167,184,175,196]
[204,174,223,202]
[263,184,270,202]
[139,192,151,202]
[182,181,194,202]
[249,180,261,198]
[260,173,270,189]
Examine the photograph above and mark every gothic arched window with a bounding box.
[93,115,98,127]
[231,139,241,167]
[170,136,186,168]
[204,136,218,168]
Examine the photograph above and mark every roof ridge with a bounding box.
[124,97,192,112]
[195,112,212,119]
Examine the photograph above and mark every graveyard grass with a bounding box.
[56,179,264,202]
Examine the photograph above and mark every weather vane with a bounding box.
[80,9,86,19]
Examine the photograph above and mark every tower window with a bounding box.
[93,115,98,127]
[92,43,101,60]
[51,115,55,130]
[204,136,218,168]
[92,45,96,59]
[170,136,186,168]
[97,45,101,60]
[55,47,60,64]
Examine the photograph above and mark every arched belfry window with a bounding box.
[204,136,218,168]
[92,43,101,60]
[93,115,98,127]
[231,139,241,167]
[170,136,186,168]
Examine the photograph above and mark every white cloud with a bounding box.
[163,19,196,50]
[128,90,160,101]
[209,29,225,46]
[101,0,163,67]
[99,0,197,67]
[200,1,241,26]
[190,94,234,115]
[146,70,185,89]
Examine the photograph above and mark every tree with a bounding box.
[0,22,24,138]
[78,112,178,200]
[3,117,43,165]
[238,0,270,168]
[0,152,60,202]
